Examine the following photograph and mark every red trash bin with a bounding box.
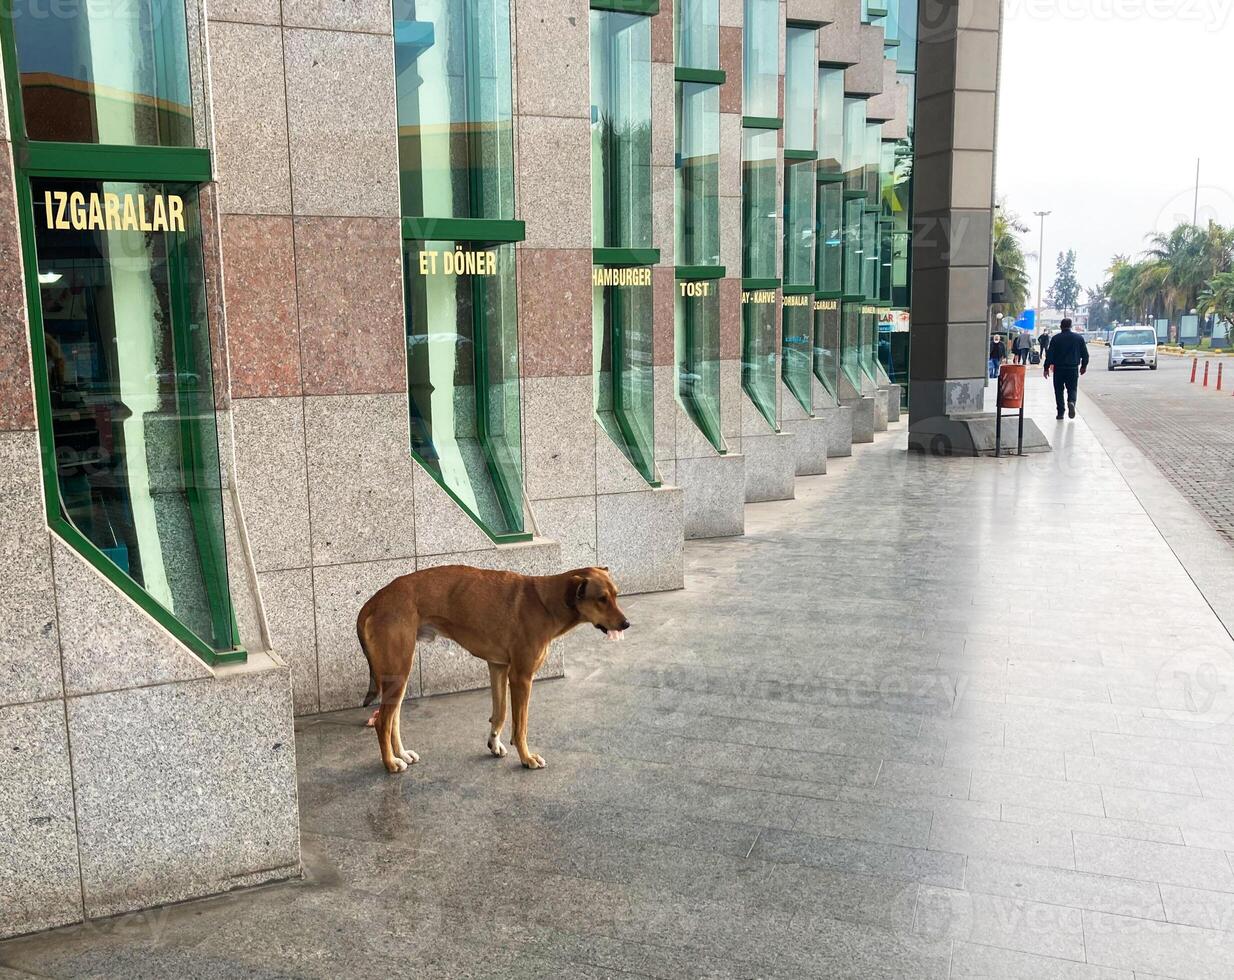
[998,363,1026,409]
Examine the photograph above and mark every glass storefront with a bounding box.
[842,98,867,193]
[784,159,816,288]
[4,1,240,659]
[676,0,720,70]
[782,296,813,413]
[8,0,194,146]
[813,299,840,399]
[30,178,233,651]
[816,182,843,295]
[742,129,778,279]
[783,25,815,152]
[591,8,656,483]
[841,303,863,389]
[742,287,778,429]
[677,279,724,450]
[395,0,526,538]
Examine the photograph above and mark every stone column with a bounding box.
[908,0,1036,454]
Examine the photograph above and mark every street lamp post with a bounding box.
[1034,210,1052,327]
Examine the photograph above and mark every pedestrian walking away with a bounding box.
[1038,329,1050,359]
[989,333,1007,379]
[1014,331,1032,365]
[1043,317,1089,420]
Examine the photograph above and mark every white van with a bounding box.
[1108,326,1158,371]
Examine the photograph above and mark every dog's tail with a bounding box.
[357,607,379,708]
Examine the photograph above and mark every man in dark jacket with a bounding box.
[1043,318,1089,420]
[989,334,1007,379]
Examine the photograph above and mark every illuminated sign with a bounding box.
[783,295,811,308]
[593,267,652,287]
[741,290,776,304]
[418,247,498,276]
[678,281,712,297]
[814,299,838,312]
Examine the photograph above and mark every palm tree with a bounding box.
[992,204,1031,318]
[1199,272,1234,330]
[1144,224,1212,318]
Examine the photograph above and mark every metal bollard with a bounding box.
[1203,362,1210,387]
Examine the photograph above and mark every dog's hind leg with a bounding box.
[509,659,546,770]
[486,662,509,758]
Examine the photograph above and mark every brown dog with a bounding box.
[356,565,630,773]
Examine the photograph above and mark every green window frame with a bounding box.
[0,0,242,663]
[396,0,528,541]
[591,6,658,484]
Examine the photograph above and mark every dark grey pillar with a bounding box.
[907,0,1042,454]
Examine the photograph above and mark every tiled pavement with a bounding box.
[1085,354,1234,546]
[5,380,1234,978]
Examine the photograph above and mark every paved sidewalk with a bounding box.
[1086,355,1234,546]
[4,383,1234,979]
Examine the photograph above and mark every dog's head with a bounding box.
[566,567,630,640]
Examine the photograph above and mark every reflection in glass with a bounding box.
[676,282,724,451]
[841,303,863,389]
[741,129,777,279]
[32,178,233,650]
[676,82,721,267]
[842,196,864,298]
[864,121,882,203]
[742,0,778,118]
[842,98,867,193]
[591,10,653,249]
[405,240,523,535]
[816,66,845,177]
[11,0,193,145]
[782,301,813,413]
[742,289,777,428]
[394,0,515,220]
[675,0,720,69]
[784,159,815,286]
[784,26,816,152]
[594,274,656,482]
[816,182,843,294]
[814,302,840,399]
[862,308,880,380]
[862,208,879,300]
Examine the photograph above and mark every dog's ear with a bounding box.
[566,574,588,607]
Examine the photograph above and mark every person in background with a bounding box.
[989,334,1007,379]
[1043,317,1089,420]
[1013,330,1032,364]
[1038,329,1050,360]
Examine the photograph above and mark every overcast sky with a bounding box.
[995,0,1234,307]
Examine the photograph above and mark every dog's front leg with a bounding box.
[486,662,509,757]
[509,669,545,770]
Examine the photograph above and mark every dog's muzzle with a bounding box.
[597,619,631,641]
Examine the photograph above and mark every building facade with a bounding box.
[0,0,1000,939]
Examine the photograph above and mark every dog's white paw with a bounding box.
[520,753,547,770]
[487,733,507,758]
[365,709,379,728]
[399,749,420,764]
[385,756,408,773]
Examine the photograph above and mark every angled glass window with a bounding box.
[784,159,815,287]
[743,0,779,118]
[591,9,655,483]
[813,299,840,399]
[783,26,816,153]
[861,306,880,380]
[30,178,233,651]
[897,0,918,72]
[841,303,863,389]
[591,9,653,250]
[862,208,878,300]
[394,0,515,220]
[594,269,655,482]
[782,296,813,413]
[879,219,894,304]
[742,287,778,429]
[742,129,777,279]
[842,196,865,298]
[676,279,724,451]
[405,240,522,535]
[816,181,843,294]
[676,81,721,267]
[816,66,845,178]
[842,98,867,193]
[676,0,720,70]
[396,1,525,539]
[8,0,193,145]
[864,120,882,204]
